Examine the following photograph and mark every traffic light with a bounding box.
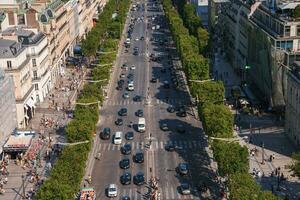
[245,65,251,69]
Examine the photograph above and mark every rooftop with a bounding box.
[2,27,45,45]
[0,39,24,58]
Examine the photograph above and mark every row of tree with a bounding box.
[36,0,130,199]
[162,1,278,199]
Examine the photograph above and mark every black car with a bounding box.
[118,80,125,85]
[120,172,132,185]
[133,172,145,185]
[140,36,145,40]
[121,144,132,155]
[160,68,167,73]
[176,124,186,133]
[116,85,123,90]
[177,108,187,117]
[121,196,130,200]
[100,127,111,140]
[135,109,143,117]
[167,106,175,113]
[160,123,169,131]
[151,78,157,83]
[165,144,175,152]
[125,131,134,140]
[177,163,189,175]
[119,158,130,169]
[133,95,142,102]
[115,118,123,126]
[134,152,144,163]
[133,50,138,56]
[118,108,128,116]
[127,73,134,79]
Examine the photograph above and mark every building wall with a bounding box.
[285,72,300,146]
[0,70,17,151]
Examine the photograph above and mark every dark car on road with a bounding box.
[177,163,189,175]
[115,118,123,126]
[121,144,132,155]
[121,196,130,200]
[165,144,175,152]
[119,158,130,169]
[125,131,134,140]
[133,95,142,102]
[150,78,157,83]
[180,182,191,195]
[134,152,144,163]
[176,124,186,133]
[160,123,169,131]
[120,172,132,185]
[118,108,128,116]
[135,109,143,117]
[167,106,175,113]
[133,172,145,185]
[177,107,187,117]
[100,127,111,140]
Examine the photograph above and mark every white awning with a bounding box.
[278,2,300,10]
[26,98,35,108]
[24,115,29,119]
[24,104,28,110]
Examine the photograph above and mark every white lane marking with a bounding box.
[131,142,135,150]
[155,141,159,149]
[165,187,169,199]
[108,143,112,151]
[98,143,102,151]
[160,141,164,149]
[112,144,116,151]
[170,187,175,199]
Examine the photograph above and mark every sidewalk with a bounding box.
[214,51,300,199]
[0,66,85,200]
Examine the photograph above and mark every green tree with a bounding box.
[190,81,224,104]
[182,4,201,35]
[212,141,249,176]
[290,152,300,178]
[201,103,233,138]
[294,5,300,19]
[197,27,209,54]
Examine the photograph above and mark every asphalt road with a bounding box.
[91,0,215,199]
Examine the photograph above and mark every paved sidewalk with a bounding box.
[214,51,300,199]
[1,66,85,200]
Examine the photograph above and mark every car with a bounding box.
[100,127,111,140]
[119,158,130,169]
[107,184,118,197]
[163,81,170,89]
[123,92,130,99]
[135,109,143,117]
[125,131,134,140]
[121,144,132,155]
[140,36,145,40]
[133,47,139,51]
[133,172,145,185]
[116,85,123,90]
[118,80,125,85]
[127,73,134,79]
[177,107,187,117]
[167,106,175,113]
[120,172,132,185]
[133,50,138,56]
[115,118,123,126]
[118,108,128,116]
[133,95,142,102]
[121,196,130,200]
[176,124,186,133]
[165,144,176,152]
[134,152,144,163]
[127,83,134,91]
[130,65,136,70]
[121,63,128,70]
[150,78,157,83]
[177,163,189,175]
[120,73,126,78]
[160,123,169,131]
[160,68,167,73]
[180,183,191,195]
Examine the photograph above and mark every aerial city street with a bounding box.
[0,0,300,199]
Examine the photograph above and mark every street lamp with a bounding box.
[21,174,26,199]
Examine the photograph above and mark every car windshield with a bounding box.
[181,183,189,189]
[180,164,187,170]
[109,188,116,192]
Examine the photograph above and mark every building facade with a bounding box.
[0,68,17,154]
[219,0,300,108]
[285,62,300,147]
[189,0,209,28]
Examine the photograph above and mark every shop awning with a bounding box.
[24,104,28,110]
[3,130,35,152]
[26,98,35,108]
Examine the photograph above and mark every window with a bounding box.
[33,71,38,80]
[7,61,12,69]
[285,26,291,37]
[31,47,35,55]
[17,14,25,25]
[34,84,39,91]
[297,25,300,36]
[32,59,37,67]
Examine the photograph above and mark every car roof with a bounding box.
[109,184,116,188]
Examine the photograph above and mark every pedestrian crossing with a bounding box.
[98,140,203,151]
[107,186,200,200]
[103,99,190,106]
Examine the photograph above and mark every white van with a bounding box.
[114,132,122,144]
[127,83,134,91]
[138,118,146,132]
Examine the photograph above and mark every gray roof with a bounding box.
[0,39,25,58]
[2,27,33,38]
[1,27,45,45]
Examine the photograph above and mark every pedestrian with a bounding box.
[270,155,273,162]
[272,154,275,160]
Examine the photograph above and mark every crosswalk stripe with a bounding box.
[98,143,101,151]
[112,145,116,150]
[160,141,164,149]
[131,142,135,150]
[165,187,169,199]
[171,187,175,199]
[108,143,111,150]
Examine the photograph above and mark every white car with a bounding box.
[130,65,136,70]
[127,83,134,91]
[107,184,118,197]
